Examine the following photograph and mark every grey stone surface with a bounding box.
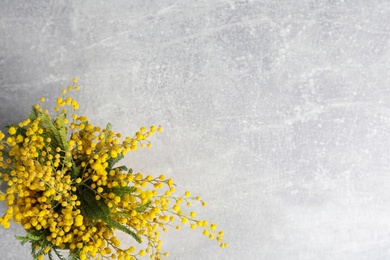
[1,0,390,259]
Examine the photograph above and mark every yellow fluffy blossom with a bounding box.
[8,127,16,135]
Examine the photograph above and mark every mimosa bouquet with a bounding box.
[0,79,227,260]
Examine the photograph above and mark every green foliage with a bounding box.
[110,211,129,218]
[94,123,112,154]
[40,113,65,149]
[15,230,63,260]
[71,161,80,179]
[52,248,68,260]
[79,188,110,222]
[98,123,126,169]
[79,186,142,243]
[28,106,40,121]
[5,125,27,139]
[106,186,136,198]
[47,249,68,260]
[15,231,42,246]
[29,107,68,153]
[16,126,27,138]
[68,250,82,260]
[112,165,128,172]
[135,200,152,213]
[0,168,11,183]
[104,123,112,136]
[47,250,54,260]
[107,218,142,243]
[107,152,124,170]
[55,116,69,151]
[1,150,10,161]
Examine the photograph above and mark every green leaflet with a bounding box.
[38,111,74,169]
[4,125,27,140]
[107,152,124,169]
[16,126,27,138]
[71,161,80,179]
[112,165,129,172]
[52,248,67,260]
[94,123,126,169]
[107,218,142,243]
[55,116,69,151]
[48,251,54,260]
[0,168,11,183]
[39,112,68,151]
[1,150,11,161]
[79,187,142,243]
[25,106,69,151]
[94,123,112,154]
[15,236,32,246]
[105,123,112,135]
[79,188,110,221]
[28,106,40,121]
[15,231,42,245]
[106,186,136,198]
[110,211,129,218]
[68,250,82,260]
[42,132,61,155]
[15,230,52,260]
[135,200,152,213]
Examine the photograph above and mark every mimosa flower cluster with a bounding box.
[0,79,227,260]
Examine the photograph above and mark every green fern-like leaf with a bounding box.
[135,200,152,213]
[110,210,130,218]
[107,218,142,243]
[79,188,110,221]
[112,165,128,172]
[39,113,67,151]
[15,232,41,245]
[68,249,81,260]
[94,123,112,154]
[107,186,136,198]
[16,127,27,138]
[28,106,40,121]
[0,168,11,183]
[41,132,61,155]
[71,161,80,179]
[15,230,55,260]
[105,123,112,135]
[107,153,124,169]
[5,125,27,140]
[31,240,44,259]
[52,248,67,260]
[15,236,30,246]
[55,116,69,151]
[48,250,54,260]
[79,187,142,244]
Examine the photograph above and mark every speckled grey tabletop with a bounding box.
[2,1,390,260]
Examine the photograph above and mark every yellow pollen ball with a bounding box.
[74,215,83,227]
[8,127,16,135]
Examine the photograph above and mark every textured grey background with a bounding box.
[1,0,390,260]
